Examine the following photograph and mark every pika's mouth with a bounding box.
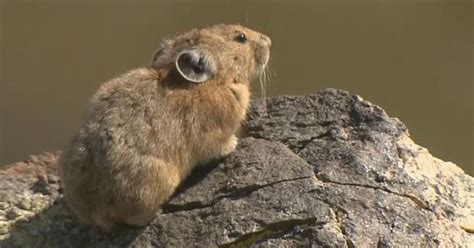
[253,49,270,99]
[256,34,271,71]
[257,50,270,68]
[254,50,269,77]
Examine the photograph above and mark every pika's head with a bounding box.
[151,24,271,85]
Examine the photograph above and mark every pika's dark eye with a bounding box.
[235,33,247,43]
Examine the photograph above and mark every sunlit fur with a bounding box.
[59,24,271,232]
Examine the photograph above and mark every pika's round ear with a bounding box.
[175,49,217,83]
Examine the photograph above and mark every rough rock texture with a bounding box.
[0,89,472,247]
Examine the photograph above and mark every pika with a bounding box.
[59,24,271,232]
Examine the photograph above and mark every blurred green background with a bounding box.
[0,0,472,175]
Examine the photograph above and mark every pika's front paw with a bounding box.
[221,135,238,157]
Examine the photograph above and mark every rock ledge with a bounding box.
[0,89,472,247]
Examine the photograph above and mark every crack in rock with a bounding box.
[315,173,431,211]
[295,130,333,154]
[460,226,474,234]
[218,218,326,248]
[163,176,311,214]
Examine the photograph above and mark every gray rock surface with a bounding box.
[0,88,472,247]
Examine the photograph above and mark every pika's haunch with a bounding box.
[59,24,271,232]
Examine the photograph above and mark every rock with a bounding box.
[0,222,10,235]
[0,88,472,247]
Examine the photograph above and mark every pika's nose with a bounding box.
[261,34,272,47]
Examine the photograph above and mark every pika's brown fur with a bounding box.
[59,24,271,232]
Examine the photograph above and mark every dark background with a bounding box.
[0,0,472,175]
